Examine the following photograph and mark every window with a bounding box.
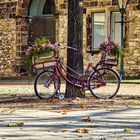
[110,12,121,44]
[29,0,56,43]
[89,10,122,50]
[92,12,106,49]
[43,0,55,14]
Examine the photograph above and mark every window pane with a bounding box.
[111,12,121,44]
[29,16,55,43]
[43,0,55,14]
[28,0,56,44]
[92,13,106,49]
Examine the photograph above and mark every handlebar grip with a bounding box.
[55,43,77,51]
[67,46,77,51]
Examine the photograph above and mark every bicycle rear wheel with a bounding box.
[89,68,120,99]
[34,69,60,99]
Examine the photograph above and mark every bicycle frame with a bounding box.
[49,56,108,90]
[34,45,121,99]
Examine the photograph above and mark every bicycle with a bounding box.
[33,44,121,99]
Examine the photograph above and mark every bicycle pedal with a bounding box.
[55,93,65,100]
[57,93,65,100]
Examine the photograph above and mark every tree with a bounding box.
[65,0,84,98]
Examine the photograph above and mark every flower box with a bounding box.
[32,55,57,69]
[101,52,119,66]
[100,41,124,66]
[24,37,59,72]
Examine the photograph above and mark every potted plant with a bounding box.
[99,41,124,65]
[24,36,58,72]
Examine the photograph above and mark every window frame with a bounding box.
[110,11,122,45]
[28,0,56,44]
[91,12,106,49]
[86,8,121,51]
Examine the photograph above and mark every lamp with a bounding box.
[118,0,129,9]
[117,0,129,80]
[79,1,84,8]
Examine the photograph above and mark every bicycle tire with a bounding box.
[89,67,120,99]
[34,69,60,99]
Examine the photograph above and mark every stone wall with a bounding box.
[84,0,140,78]
[125,5,140,77]
[0,19,16,76]
[0,0,140,78]
[0,1,17,76]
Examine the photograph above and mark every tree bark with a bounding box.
[65,0,84,98]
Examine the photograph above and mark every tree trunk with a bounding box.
[65,0,84,98]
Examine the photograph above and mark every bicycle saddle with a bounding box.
[86,50,100,56]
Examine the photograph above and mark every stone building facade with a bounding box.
[0,0,140,77]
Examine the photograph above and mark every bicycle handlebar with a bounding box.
[55,43,77,51]
[67,46,77,51]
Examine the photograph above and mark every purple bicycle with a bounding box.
[33,45,121,99]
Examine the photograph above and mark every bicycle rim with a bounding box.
[89,68,120,99]
[34,70,60,99]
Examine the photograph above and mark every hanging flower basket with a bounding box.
[24,36,59,71]
[32,54,57,69]
[101,51,119,66]
[99,41,124,66]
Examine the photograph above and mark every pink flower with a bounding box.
[100,41,120,53]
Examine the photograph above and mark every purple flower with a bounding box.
[100,41,120,53]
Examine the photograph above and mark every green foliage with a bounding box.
[100,41,124,61]
[112,47,124,60]
[31,48,53,58]
[24,36,57,73]
[24,54,33,73]
[34,36,49,46]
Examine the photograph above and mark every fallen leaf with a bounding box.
[100,138,106,140]
[6,122,24,127]
[50,98,57,103]
[2,109,9,113]
[31,104,39,108]
[10,109,16,113]
[62,129,67,132]
[88,125,97,128]
[57,109,71,115]
[82,116,92,122]
[124,128,132,133]
[79,104,85,108]
[75,128,90,133]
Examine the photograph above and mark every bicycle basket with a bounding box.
[101,52,119,66]
[32,56,57,69]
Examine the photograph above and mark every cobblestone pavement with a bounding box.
[0,80,139,95]
[0,106,140,140]
[0,79,139,140]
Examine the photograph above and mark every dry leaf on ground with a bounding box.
[124,128,133,133]
[82,116,92,122]
[57,109,71,115]
[62,129,67,132]
[1,109,9,113]
[10,109,16,113]
[75,128,90,133]
[6,122,24,127]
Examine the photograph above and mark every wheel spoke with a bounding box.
[34,69,60,99]
[89,68,120,99]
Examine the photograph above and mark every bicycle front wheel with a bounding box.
[34,69,60,99]
[89,68,120,99]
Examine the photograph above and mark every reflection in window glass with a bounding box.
[29,0,56,43]
[43,0,55,14]
[111,12,121,45]
[92,13,106,49]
